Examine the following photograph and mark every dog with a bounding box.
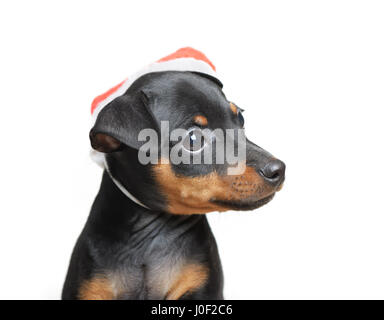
[62,48,285,300]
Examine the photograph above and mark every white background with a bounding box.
[0,1,383,299]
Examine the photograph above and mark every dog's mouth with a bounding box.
[211,193,275,211]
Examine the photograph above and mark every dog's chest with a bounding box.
[124,257,179,299]
[83,212,210,299]
[106,247,206,300]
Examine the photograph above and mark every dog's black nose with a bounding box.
[260,159,285,186]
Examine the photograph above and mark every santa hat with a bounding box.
[91,47,217,123]
[89,48,218,208]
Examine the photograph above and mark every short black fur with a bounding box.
[62,71,285,300]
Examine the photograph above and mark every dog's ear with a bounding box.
[90,92,158,153]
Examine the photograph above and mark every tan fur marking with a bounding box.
[91,133,121,153]
[153,162,275,214]
[166,264,209,300]
[78,277,115,300]
[194,115,208,126]
[230,102,238,114]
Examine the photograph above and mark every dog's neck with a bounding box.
[88,171,207,246]
[103,156,150,209]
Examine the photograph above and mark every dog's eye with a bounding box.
[182,128,206,152]
[237,110,245,128]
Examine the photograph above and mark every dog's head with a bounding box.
[90,71,285,214]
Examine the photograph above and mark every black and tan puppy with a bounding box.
[62,49,285,300]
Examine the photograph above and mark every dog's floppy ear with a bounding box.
[90,92,157,153]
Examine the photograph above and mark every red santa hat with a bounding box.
[90,47,217,122]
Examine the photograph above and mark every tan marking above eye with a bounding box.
[153,161,275,215]
[193,115,208,126]
[166,264,209,300]
[230,102,238,115]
